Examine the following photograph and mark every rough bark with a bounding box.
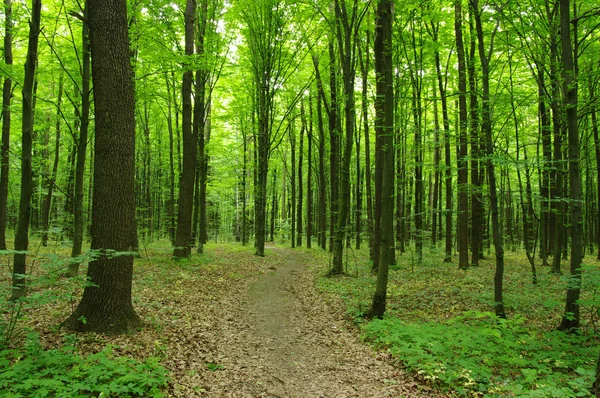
[64,0,141,333]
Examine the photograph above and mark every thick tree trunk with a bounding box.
[0,0,13,251]
[64,0,140,333]
[173,0,198,259]
[12,0,41,300]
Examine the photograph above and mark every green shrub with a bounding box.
[362,311,596,397]
[0,333,168,397]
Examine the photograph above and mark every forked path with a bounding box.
[201,247,440,397]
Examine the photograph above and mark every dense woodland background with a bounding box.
[2,0,600,396]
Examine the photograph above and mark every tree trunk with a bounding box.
[290,122,296,248]
[306,94,313,249]
[41,75,63,246]
[298,102,305,247]
[369,0,393,319]
[69,6,91,277]
[0,0,13,251]
[173,0,198,259]
[64,0,141,333]
[557,0,582,331]
[359,33,374,257]
[12,0,41,300]
[455,0,469,270]
[317,90,327,250]
[473,0,505,318]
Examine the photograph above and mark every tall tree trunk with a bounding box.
[359,33,374,257]
[173,0,198,259]
[468,10,482,267]
[317,90,327,250]
[12,0,41,300]
[370,0,393,318]
[0,0,13,250]
[290,122,296,248]
[306,94,313,248]
[41,75,63,246]
[539,66,552,266]
[557,0,582,331]
[328,42,339,254]
[473,0,505,318]
[165,73,176,243]
[64,0,141,333]
[431,22,453,262]
[298,101,305,247]
[69,5,91,277]
[592,85,600,260]
[455,0,469,270]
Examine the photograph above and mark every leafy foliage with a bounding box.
[363,312,596,397]
[317,247,600,396]
[0,333,168,397]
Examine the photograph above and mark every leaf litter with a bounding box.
[5,241,446,397]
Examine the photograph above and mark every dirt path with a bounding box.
[197,247,439,397]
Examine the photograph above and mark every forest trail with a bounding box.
[192,246,440,398]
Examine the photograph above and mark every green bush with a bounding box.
[0,333,168,397]
[362,311,596,397]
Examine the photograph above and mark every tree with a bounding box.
[12,0,42,300]
[557,0,583,332]
[69,4,91,277]
[173,0,197,258]
[369,0,394,318]
[454,0,469,270]
[64,0,141,333]
[0,0,12,251]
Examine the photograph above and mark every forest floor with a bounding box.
[6,241,444,397]
[191,244,442,398]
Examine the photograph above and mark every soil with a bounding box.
[186,246,442,397]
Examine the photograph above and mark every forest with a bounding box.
[1,0,600,396]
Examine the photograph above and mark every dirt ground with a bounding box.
[174,246,443,397]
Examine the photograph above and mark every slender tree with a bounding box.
[557,0,583,331]
[12,0,42,300]
[0,0,12,251]
[369,0,394,318]
[69,5,91,277]
[173,0,198,258]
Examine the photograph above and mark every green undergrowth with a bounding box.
[0,333,168,397]
[316,246,600,396]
